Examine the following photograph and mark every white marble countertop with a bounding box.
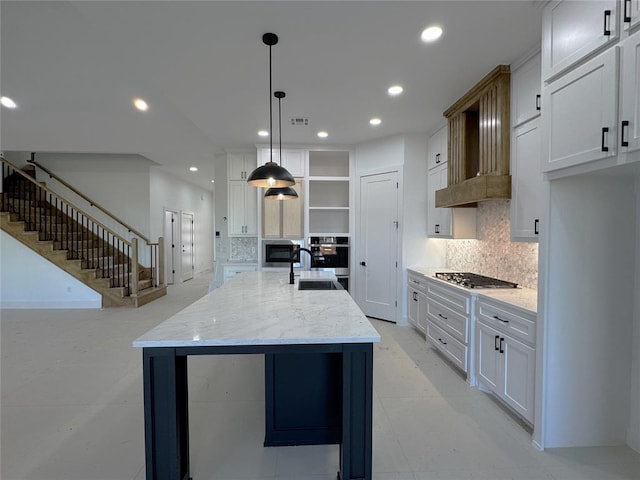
[407,266,538,314]
[133,271,380,348]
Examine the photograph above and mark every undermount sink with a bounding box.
[297,279,343,291]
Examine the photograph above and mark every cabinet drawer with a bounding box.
[408,273,428,293]
[427,321,468,372]
[426,298,469,344]
[477,299,536,346]
[427,280,472,315]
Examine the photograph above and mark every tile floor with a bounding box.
[2,273,639,480]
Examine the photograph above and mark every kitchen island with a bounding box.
[133,271,380,480]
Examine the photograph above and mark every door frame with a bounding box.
[180,210,195,282]
[354,164,403,323]
[163,208,180,285]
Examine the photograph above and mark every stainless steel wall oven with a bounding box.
[308,236,350,292]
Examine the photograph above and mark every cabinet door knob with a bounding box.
[535,94,541,111]
[603,9,612,36]
[360,261,367,267]
[621,121,630,147]
[601,127,609,152]
[624,0,632,22]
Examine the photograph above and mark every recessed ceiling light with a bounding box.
[211,180,215,183]
[258,130,269,137]
[421,26,443,42]
[317,131,328,138]
[388,85,403,96]
[369,118,382,126]
[133,98,149,111]
[1,96,17,109]
[189,166,198,172]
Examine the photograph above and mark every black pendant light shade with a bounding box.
[247,33,295,188]
[265,91,298,200]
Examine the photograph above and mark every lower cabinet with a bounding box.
[407,272,428,333]
[476,299,536,424]
[425,279,473,377]
[223,264,257,283]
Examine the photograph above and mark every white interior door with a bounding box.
[357,171,398,322]
[163,209,179,285]
[181,211,194,282]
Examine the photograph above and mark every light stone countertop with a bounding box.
[407,266,538,314]
[133,271,380,348]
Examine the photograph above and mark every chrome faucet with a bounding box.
[290,247,313,284]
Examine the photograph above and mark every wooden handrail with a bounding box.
[1,157,132,248]
[28,155,152,244]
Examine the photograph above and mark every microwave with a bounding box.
[263,240,304,268]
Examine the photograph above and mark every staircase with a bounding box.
[1,158,167,307]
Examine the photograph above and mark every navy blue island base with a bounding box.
[142,342,374,480]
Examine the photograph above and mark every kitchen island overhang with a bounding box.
[133,271,380,480]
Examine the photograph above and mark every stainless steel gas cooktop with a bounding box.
[435,272,518,289]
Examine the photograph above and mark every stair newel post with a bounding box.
[131,237,139,296]
[158,236,165,287]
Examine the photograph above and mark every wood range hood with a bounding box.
[436,65,511,208]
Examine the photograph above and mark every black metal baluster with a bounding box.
[112,234,116,286]
[127,244,131,294]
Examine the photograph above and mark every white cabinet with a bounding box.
[228,180,258,236]
[425,279,473,376]
[258,148,305,177]
[476,298,536,424]
[512,52,542,127]
[407,272,428,333]
[511,118,544,241]
[542,0,620,82]
[427,164,476,238]
[228,152,257,181]
[623,0,640,32]
[223,264,257,283]
[541,47,619,173]
[427,125,447,170]
[620,31,640,162]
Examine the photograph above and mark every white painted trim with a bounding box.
[0,300,101,309]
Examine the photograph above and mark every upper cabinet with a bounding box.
[228,152,257,181]
[542,0,620,82]
[436,66,511,208]
[258,148,305,177]
[427,125,448,170]
[262,179,304,239]
[541,0,640,175]
[623,0,640,32]
[511,52,542,127]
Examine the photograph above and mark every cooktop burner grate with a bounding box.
[435,272,518,289]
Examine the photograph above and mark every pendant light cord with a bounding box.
[278,95,282,166]
[269,43,273,164]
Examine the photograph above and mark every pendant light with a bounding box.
[265,91,298,200]
[246,33,295,188]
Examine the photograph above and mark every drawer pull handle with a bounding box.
[621,120,629,147]
[493,315,509,323]
[438,338,447,346]
[435,153,441,164]
[603,9,612,36]
[494,335,500,351]
[624,0,631,22]
[602,127,609,152]
[534,218,539,235]
[535,94,541,111]
[438,313,448,320]
[499,337,505,354]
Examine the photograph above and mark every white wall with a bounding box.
[543,174,636,447]
[355,133,446,323]
[35,153,152,238]
[149,168,214,277]
[629,178,640,453]
[0,231,102,308]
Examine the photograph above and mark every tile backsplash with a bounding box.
[446,200,538,289]
[229,237,258,262]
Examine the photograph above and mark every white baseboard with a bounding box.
[0,300,101,309]
[628,427,640,454]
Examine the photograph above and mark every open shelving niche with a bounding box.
[306,150,352,237]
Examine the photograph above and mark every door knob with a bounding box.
[360,261,367,267]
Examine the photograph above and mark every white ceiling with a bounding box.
[1,1,543,190]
